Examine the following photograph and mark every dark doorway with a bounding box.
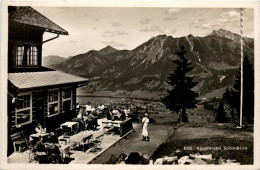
[34,91,46,127]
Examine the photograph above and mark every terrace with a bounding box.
[8,117,135,164]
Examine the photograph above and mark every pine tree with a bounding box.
[162,45,199,123]
[216,54,254,125]
[231,54,254,124]
[216,88,233,123]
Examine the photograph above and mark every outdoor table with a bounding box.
[102,120,122,128]
[102,120,113,127]
[111,120,122,128]
[60,121,79,129]
[102,120,122,134]
[59,144,70,160]
[30,132,50,142]
[70,131,93,144]
[102,118,133,137]
[60,121,79,134]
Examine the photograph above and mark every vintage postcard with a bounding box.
[0,0,259,170]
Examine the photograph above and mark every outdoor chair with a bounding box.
[58,137,69,145]
[55,128,62,137]
[102,122,113,134]
[61,125,71,136]
[89,133,104,154]
[82,134,93,152]
[45,144,62,164]
[35,151,49,164]
[25,138,37,163]
[26,138,49,163]
[72,125,79,135]
[10,131,27,152]
[34,143,49,164]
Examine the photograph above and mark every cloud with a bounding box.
[111,22,122,27]
[220,10,240,21]
[140,26,176,34]
[165,8,181,15]
[102,30,128,37]
[163,28,176,34]
[140,26,162,32]
[226,10,239,17]
[192,20,199,24]
[201,23,211,29]
[60,39,78,45]
[140,18,151,25]
[163,8,180,20]
[101,41,126,47]
[163,15,178,21]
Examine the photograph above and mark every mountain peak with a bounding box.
[211,29,236,35]
[99,45,118,54]
[210,29,245,44]
[210,29,240,39]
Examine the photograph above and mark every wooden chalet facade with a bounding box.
[7,6,89,155]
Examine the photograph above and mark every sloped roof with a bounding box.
[9,6,69,35]
[8,71,89,90]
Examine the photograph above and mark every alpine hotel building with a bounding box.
[7,6,89,155]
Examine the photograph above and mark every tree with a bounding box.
[216,88,233,123]
[231,54,254,124]
[216,54,254,124]
[162,45,199,123]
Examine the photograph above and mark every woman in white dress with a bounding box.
[142,113,149,142]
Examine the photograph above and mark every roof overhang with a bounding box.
[8,71,89,93]
[9,6,69,35]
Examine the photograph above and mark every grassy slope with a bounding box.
[151,105,254,164]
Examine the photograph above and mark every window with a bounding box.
[16,94,31,126]
[12,45,39,66]
[13,46,24,66]
[63,88,71,99]
[48,90,59,117]
[27,46,38,66]
[49,90,59,102]
[63,88,72,112]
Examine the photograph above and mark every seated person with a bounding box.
[35,136,46,152]
[85,102,92,110]
[45,144,62,164]
[87,111,98,130]
[112,109,120,120]
[35,123,46,134]
[123,106,131,117]
[77,106,83,118]
[119,110,126,120]
[105,108,112,120]
[47,132,58,143]
[76,102,80,114]
[82,107,88,123]
[95,108,103,118]
[98,104,105,111]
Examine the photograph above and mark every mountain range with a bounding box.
[43,55,67,67]
[43,29,254,100]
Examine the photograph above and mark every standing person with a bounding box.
[142,113,149,142]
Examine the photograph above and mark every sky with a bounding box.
[34,7,254,58]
